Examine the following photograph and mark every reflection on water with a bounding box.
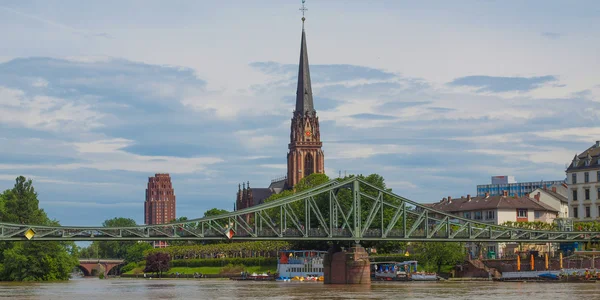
[0,278,600,299]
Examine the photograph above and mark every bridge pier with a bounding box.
[323,243,371,284]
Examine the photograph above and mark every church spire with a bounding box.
[295,1,314,116]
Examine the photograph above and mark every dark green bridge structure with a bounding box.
[1,177,596,243]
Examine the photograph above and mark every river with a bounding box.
[1,278,599,299]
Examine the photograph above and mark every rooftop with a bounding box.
[430,192,559,213]
[567,141,600,171]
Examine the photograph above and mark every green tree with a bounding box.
[413,242,466,273]
[204,208,229,217]
[294,173,330,192]
[0,176,78,281]
[85,217,137,259]
[125,242,153,263]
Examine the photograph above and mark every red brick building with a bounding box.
[145,173,176,248]
[235,21,325,211]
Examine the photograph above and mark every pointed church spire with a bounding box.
[295,2,314,116]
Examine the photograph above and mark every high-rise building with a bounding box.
[235,16,324,211]
[145,173,176,248]
[145,173,176,225]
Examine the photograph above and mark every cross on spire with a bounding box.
[299,0,307,28]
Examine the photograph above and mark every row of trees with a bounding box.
[144,241,291,260]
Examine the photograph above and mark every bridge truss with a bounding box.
[1,177,598,242]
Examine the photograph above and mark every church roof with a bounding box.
[251,188,275,206]
[295,27,315,116]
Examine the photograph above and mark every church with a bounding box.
[235,18,325,211]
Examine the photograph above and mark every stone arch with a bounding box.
[77,265,92,276]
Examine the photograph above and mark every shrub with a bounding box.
[121,262,138,273]
[170,257,277,268]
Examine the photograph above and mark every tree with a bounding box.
[0,176,78,281]
[413,242,466,273]
[204,208,229,217]
[96,217,137,259]
[294,173,330,193]
[144,252,171,277]
[125,242,153,263]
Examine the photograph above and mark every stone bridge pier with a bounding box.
[323,244,371,284]
[79,259,124,277]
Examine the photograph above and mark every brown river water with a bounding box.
[1,278,600,299]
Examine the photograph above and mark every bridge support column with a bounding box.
[323,244,370,284]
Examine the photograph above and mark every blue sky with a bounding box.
[0,0,599,226]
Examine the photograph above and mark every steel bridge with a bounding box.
[2,177,598,242]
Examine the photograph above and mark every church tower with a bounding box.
[286,15,325,188]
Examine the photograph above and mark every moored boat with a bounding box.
[372,261,438,281]
[276,250,326,282]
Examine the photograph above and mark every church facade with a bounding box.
[235,21,324,211]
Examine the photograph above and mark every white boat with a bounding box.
[411,273,438,281]
[276,250,326,282]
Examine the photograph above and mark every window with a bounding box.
[573,190,578,201]
[585,172,590,183]
[535,211,541,218]
[485,210,495,220]
[517,209,527,218]
[586,189,590,200]
[463,212,471,219]
[574,207,579,218]
[572,173,577,184]
[598,188,600,200]
[597,171,600,182]
[474,211,482,220]
[586,206,591,218]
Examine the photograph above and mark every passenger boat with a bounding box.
[372,261,438,281]
[276,250,326,282]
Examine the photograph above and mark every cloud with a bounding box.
[0,138,224,174]
[249,62,396,83]
[541,32,562,39]
[448,75,558,93]
[43,201,139,208]
[349,113,397,120]
[0,86,104,132]
[0,5,111,39]
[326,143,416,160]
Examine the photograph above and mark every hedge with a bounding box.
[170,257,277,268]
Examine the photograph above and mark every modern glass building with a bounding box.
[477,176,565,197]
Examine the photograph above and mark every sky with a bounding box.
[0,0,599,226]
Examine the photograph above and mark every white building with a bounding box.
[528,184,569,218]
[429,191,558,258]
[566,141,600,220]
[491,175,516,185]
